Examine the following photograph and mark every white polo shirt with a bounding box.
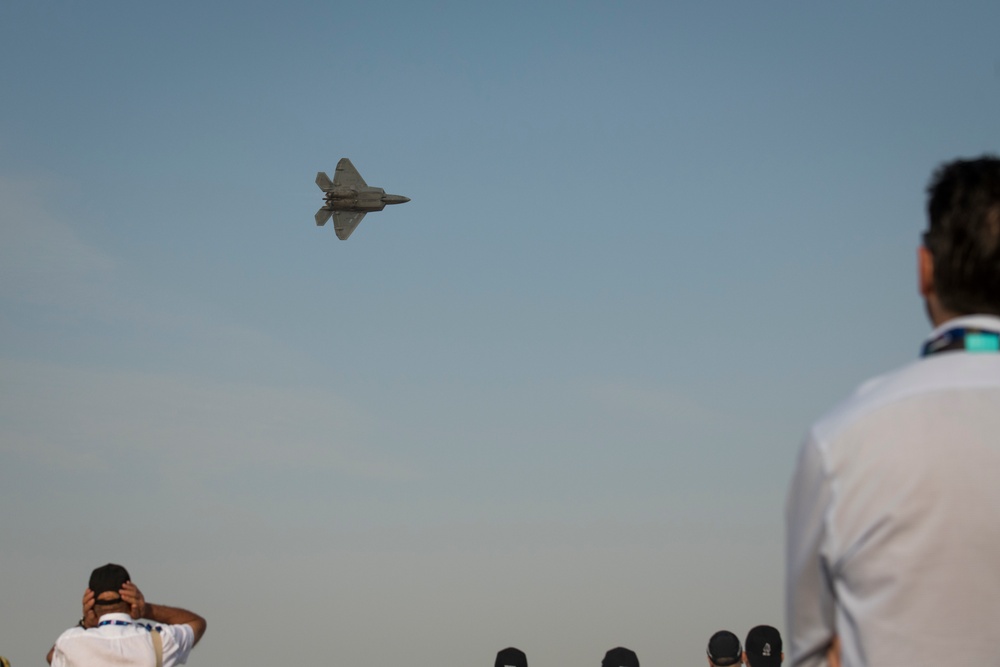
[51,612,195,667]
[786,315,1000,667]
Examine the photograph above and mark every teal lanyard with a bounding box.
[922,327,1000,356]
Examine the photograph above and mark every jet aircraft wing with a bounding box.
[334,158,368,189]
[333,210,366,240]
[315,207,333,226]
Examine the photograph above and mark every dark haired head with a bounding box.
[924,155,1000,316]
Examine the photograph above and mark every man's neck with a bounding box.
[926,298,961,327]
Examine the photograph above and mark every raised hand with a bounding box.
[120,581,147,620]
[81,589,98,629]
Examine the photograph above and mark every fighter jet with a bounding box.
[315,158,410,240]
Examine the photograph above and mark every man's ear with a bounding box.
[918,245,936,299]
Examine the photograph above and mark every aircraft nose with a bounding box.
[382,194,410,205]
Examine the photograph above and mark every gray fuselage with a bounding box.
[324,187,409,213]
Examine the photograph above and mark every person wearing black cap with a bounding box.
[707,630,743,667]
[786,155,1000,667]
[46,563,206,666]
[495,646,527,667]
[743,626,782,667]
[602,646,639,667]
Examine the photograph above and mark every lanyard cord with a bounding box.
[922,327,1000,357]
[97,620,162,631]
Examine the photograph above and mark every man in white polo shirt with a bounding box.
[47,563,207,666]
[785,155,1000,666]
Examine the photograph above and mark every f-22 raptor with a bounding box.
[315,158,410,240]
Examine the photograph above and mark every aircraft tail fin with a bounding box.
[315,208,332,226]
[316,171,334,191]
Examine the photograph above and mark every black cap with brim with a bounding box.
[495,647,527,667]
[602,646,639,667]
[89,563,130,598]
[745,625,782,667]
[708,630,743,666]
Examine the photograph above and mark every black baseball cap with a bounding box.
[602,646,639,667]
[495,647,527,667]
[707,630,743,666]
[89,563,130,600]
[745,625,782,667]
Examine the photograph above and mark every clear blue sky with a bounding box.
[1,2,998,665]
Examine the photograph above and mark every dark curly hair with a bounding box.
[924,155,1000,316]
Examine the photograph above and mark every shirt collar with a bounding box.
[925,314,1000,343]
[97,612,133,624]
